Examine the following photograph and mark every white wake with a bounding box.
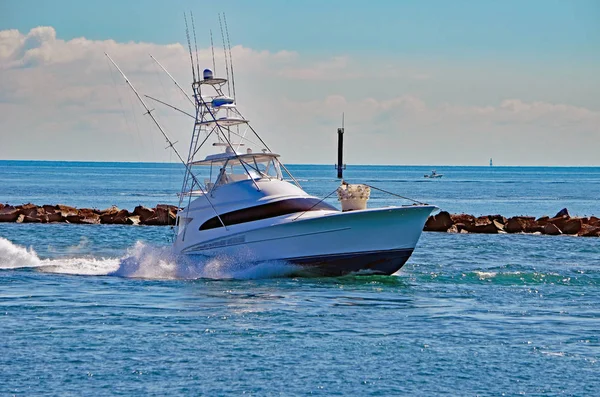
[0,237,298,279]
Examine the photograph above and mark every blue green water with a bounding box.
[1,161,599,395]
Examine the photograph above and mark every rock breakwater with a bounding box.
[1,203,598,237]
[424,208,600,237]
[0,203,177,226]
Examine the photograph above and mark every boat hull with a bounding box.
[175,204,436,277]
[285,248,414,276]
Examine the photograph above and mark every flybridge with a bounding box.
[105,12,300,231]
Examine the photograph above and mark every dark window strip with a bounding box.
[199,198,338,231]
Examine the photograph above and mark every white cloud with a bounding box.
[0,26,598,165]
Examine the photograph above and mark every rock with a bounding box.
[16,214,25,223]
[17,203,37,214]
[42,205,57,214]
[66,212,100,224]
[451,214,475,233]
[548,216,569,231]
[424,211,453,232]
[578,224,600,237]
[156,204,178,213]
[454,223,468,233]
[80,214,100,224]
[47,212,64,223]
[101,209,133,225]
[471,222,499,234]
[22,215,44,223]
[543,223,562,236]
[505,217,529,233]
[78,209,101,224]
[464,217,500,234]
[451,214,476,224]
[504,217,541,234]
[99,206,119,216]
[113,209,132,224]
[554,208,570,218]
[504,217,523,233]
[524,219,543,233]
[142,206,176,226]
[493,219,505,231]
[21,207,48,223]
[55,204,78,217]
[562,218,582,235]
[128,215,140,225]
[536,216,550,226]
[141,216,162,226]
[134,206,155,223]
[447,224,459,233]
[65,214,83,224]
[0,203,4,211]
[17,203,40,218]
[487,214,507,225]
[0,206,20,222]
[589,216,600,227]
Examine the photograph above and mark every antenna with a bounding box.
[183,12,197,83]
[210,29,216,74]
[223,13,236,101]
[190,11,201,83]
[218,13,231,96]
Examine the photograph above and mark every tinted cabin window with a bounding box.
[200,198,338,231]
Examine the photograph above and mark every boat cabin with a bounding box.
[191,150,283,191]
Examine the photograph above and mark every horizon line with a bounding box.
[1,159,599,168]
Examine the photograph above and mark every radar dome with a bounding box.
[203,69,214,80]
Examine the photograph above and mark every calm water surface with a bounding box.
[1,161,599,395]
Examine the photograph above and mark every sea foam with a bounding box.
[0,237,298,280]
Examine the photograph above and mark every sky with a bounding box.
[1,0,599,165]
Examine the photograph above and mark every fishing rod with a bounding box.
[190,11,201,84]
[183,12,197,83]
[223,13,236,101]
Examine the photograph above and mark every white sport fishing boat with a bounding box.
[167,67,436,276]
[106,25,436,276]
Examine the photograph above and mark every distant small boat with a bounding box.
[424,170,443,179]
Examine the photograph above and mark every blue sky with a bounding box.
[1,0,599,165]
[3,0,599,58]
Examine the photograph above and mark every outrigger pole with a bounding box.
[149,54,194,106]
[105,53,185,165]
[104,52,228,230]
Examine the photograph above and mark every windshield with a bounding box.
[208,155,282,189]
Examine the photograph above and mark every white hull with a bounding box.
[174,204,435,276]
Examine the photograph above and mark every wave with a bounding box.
[415,267,599,287]
[0,237,298,280]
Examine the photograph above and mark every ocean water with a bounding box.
[1,161,599,395]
